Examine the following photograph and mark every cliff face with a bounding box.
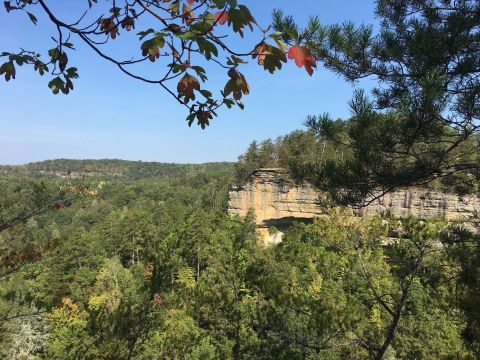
[228,169,322,227]
[228,169,480,243]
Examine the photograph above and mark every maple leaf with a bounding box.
[0,61,15,81]
[197,110,213,129]
[213,10,229,25]
[177,73,200,98]
[224,70,249,100]
[100,17,119,39]
[121,16,135,31]
[252,41,287,74]
[228,5,255,37]
[288,45,316,76]
[141,34,165,62]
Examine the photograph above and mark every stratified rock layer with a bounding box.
[228,169,480,228]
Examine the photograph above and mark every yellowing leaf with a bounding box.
[252,41,287,74]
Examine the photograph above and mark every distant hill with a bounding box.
[0,159,235,180]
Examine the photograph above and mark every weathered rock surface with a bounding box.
[228,169,480,244]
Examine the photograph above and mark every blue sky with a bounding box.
[0,1,377,165]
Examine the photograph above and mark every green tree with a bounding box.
[235,140,261,182]
[444,225,480,357]
[195,213,263,359]
[273,0,480,202]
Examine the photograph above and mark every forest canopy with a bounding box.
[234,126,480,196]
[1,159,480,359]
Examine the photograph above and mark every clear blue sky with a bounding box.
[0,1,377,165]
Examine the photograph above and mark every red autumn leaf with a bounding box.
[55,202,66,209]
[153,293,163,308]
[288,45,316,76]
[213,11,229,25]
[177,73,200,97]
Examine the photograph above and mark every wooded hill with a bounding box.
[0,159,235,180]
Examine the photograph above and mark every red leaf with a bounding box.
[177,73,200,97]
[153,293,163,309]
[213,11,228,25]
[288,45,316,76]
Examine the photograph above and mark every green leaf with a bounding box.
[215,0,237,8]
[178,31,197,40]
[48,76,64,95]
[63,42,76,50]
[141,34,165,62]
[27,12,37,25]
[196,38,218,60]
[192,66,207,82]
[214,0,227,8]
[186,113,196,127]
[224,98,234,108]
[199,89,212,98]
[167,1,180,15]
[66,67,79,79]
[109,7,121,16]
[231,55,247,64]
[48,48,61,61]
[137,28,155,41]
[0,61,15,81]
[34,61,48,76]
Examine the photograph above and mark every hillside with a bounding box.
[0,159,235,180]
[0,157,478,359]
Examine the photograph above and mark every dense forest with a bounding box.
[0,160,235,181]
[234,128,480,195]
[1,158,479,359]
[2,0,480,358]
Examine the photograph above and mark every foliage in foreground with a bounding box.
[274,0,480,202]
[1,0,316,127]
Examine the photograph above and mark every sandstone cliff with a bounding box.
[228,169,480,244]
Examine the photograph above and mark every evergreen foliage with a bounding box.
[0,160,478,359]
[274,0,480,203]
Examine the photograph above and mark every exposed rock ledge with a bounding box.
[228,169,480,245]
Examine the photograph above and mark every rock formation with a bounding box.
[228,169,480,245]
